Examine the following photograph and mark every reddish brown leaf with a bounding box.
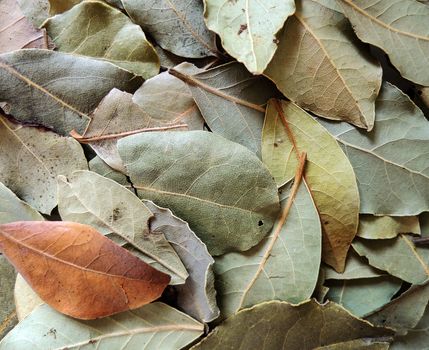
[0,221,170,319]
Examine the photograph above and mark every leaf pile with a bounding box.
[1,0,429,349]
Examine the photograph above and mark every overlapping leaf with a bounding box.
[0,115,87,214]
[318,82,429,215]
[14,274,43,321]
[0,256,16,339]
[340,0,429,86]
[358,215,421,239]
[118,130,280,255]
[0,49,142,135]
[262,99,359,272]
[203,0,295,73]
[264,0,382,130]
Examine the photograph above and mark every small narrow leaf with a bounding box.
[118,130,280,255]
[0,115,87,214]
[358,215,421,240]
[0,303,204,349]
[264,0,382,130]
[43,0,159,79]
[0,221,170,319]
[203,0,295,73]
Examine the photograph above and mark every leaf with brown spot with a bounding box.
[0,221,170,319]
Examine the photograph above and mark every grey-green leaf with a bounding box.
[57,170,188,285]
[339,0,429,86]
[191,300,393,350]
[326,276,402,317]
[318,82,429,215]
[215,180,321,319]
[43,0,159,79]
[358,215,421,240]
[118,130,280,255]
[0,303,204,349]
[89,156,129,186]
[0,182,44,224]
[264,0,382,130]
[0,256,17,340]
[0,115,87,214]
[172,62,277,156]
[203,0,295,73]
[122,0,217,58]
[0,49,142,135]
[353,235,429,285]
[144,201,219,323]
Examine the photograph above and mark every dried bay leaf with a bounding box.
[339,0,429,86]
[317,339,390,350]
[262,99,359,272]
[358,215,421,240]
[0,255,17,339]
[118,130,280,255]
[353,235,429,285]
[145,201,219,323]
[215,159,322,319]
[89,156,129,186]
[264,0,382,130]
[172,62,278,156]
[0,116,87,214]
[0,0,51,54]
[0,49,142,135]
[14,274,43,321]
[122,0,217,58]
[17,0,49,27]
[318,82,429,216]
[0,182,44,224]
[0,221,170,319]
[366,282,429,334]
[0,302,204,349]
[43,0,159,79]
[326,276,402,318]
[58,170,188,285]
[203,0,295,73]
[191,300,394,349]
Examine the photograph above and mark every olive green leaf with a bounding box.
[14,275,43,321]
[358,215,421,240]
[191,300,394,349]
[215,166,322,319]
[0,303,204,349]
[353,235,429,285]
[339,0,429,86]
[262,99,359,272]
[172,62,277,156]
[366,282,429,335]
[421,87,429,107]
[324,249,384,280]
[144,201,219,323]
[203,0,295,73]
[118,130,280,255]
[318,82,429,216]
[0,256,17,340]
[43,1,159,79]
[57,170,188,285]
[0,182,44,224]
[326,276,402,318]
[0,49,142,135]
[264,0,382,130]
[0,0,51,54]
[89,156,129,186]
[122,0,217,58]
[0,115,87,214]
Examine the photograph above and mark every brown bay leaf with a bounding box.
[264,0,382,130]
[0,49,142,135]
[0,221,170,319]
[0,115,87,214]
[191,300,394,349]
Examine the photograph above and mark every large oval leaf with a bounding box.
[0,221,170,319]
[318,82,429,215]
[0,49,142,135]
[0,115,87,214]
[264,0,382,130]
[43,0,159,79]
[262,99,359,272]
[340,0,429,86]
[203,0,295,73]
[118,130,280,255]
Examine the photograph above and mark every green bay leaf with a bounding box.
[358,215,421,240]
[118,130,280,255]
